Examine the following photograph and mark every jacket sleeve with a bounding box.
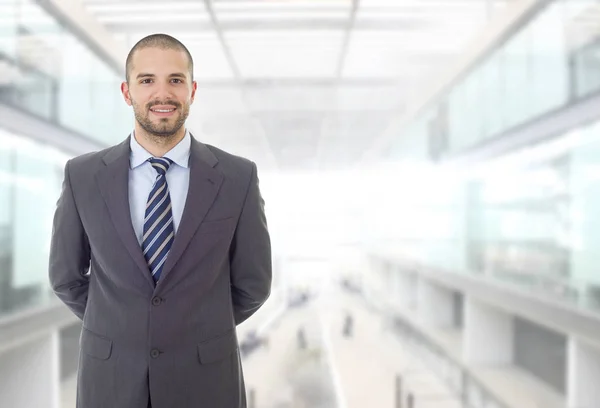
[48,159,91,320]
[230,162,272,325]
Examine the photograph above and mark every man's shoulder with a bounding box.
[67,141,125,169]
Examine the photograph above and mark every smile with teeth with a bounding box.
[151,108,175,112]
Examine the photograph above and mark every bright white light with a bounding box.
[214,1,351,11]
[357,9,486,20]
[86,3,206,13]
[217,11,350,21]
[225,30,346,41]
[95,13,211,23]
[359,0,500,7]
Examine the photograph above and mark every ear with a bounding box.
[121,81,132,106]
[190,81,198,104]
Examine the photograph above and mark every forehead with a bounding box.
[130,47,190,73]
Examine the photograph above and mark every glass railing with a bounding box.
[351,284,511,408]
[388,310,510,408]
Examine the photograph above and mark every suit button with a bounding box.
[150,349,160,359]
[152,296,162,306]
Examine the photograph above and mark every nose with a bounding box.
[154,81,175,101]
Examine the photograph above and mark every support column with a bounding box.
[463,297,513,364]
[417,278,454,327]
[567,337,600,408]
[395,270,417,310]
[0,330,60,408]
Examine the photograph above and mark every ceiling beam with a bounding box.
[82,0,495,8]
[203,0,241,79]
[102,18,438,32]
[193,78,402,88]
[336,0,360,79]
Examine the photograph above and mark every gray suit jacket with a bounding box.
[49,134,272,408]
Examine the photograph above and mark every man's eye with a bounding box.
[141,79,153,84]
[172,79,183,84]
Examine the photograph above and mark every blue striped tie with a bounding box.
[142,157,175,284]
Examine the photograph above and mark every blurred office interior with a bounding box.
[2,0,600,407]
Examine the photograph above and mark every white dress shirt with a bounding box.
[129,130,190,245]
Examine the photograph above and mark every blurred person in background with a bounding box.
[48,33,272,408]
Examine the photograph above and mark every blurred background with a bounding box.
[2,0,600,407]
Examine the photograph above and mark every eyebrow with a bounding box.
[136,73,187,79]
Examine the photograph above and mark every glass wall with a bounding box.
[444,0,570,154]
[465,118,600,312]
[0,0,134,319]
[380,117,600,314]
[391,0,600,159]
[0,0,131,145]
[566,0,600,99]
[572,40,600,98]
[0,0,18,59]
[0,128,69,317]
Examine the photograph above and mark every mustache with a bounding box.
[147,100,181,109]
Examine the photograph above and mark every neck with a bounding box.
[134,124,186,157]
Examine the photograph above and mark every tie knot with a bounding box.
[148,157,173,176]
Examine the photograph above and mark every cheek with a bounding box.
[178,89,194,102]
[130,89,151,104]
[131,95,147,109]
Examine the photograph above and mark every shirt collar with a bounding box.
[130,130,191,170]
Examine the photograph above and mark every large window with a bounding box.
[466,119,600,312]
[572,41,600,98]
[0,0,130,145]
[0,0,134,320]
[565,0,600,98]
[0,0,18,58]
[0,128,69,318]
[381,117,600,314]
[390,0,587,159]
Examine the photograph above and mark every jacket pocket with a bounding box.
[81,327,113,360]
[197,328,237,365]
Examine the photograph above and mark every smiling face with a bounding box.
[121,47,197,139]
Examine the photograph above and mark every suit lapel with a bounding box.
[95,137,156,289]
[157,136,223,288]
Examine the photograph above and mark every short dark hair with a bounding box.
[125,33,194,83]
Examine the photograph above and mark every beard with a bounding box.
[132,98,189,138]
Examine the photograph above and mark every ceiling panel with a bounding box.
[342,27,482,78]
[243,85,337,112]
[85,2,208,15]
[333,85,406,111]
[226,31,345,78]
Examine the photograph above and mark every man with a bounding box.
[49,33,272,408]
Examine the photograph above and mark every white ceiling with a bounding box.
[81,0,510,172]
